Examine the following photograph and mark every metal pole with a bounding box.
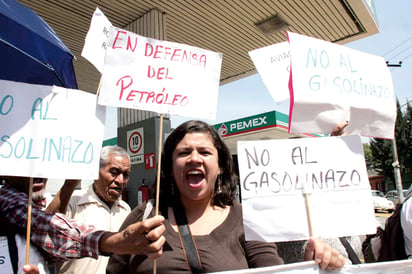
[392,138,405,203]
[387,61,405,203]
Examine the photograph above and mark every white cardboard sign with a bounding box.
[209,260,412,274]
[0,80,105,179]
[81,7,112,73]
[98,26,222,120]
[237,134,376,242]
[248,41,290,103]
[210,261,318,274]
[287,32,397,139]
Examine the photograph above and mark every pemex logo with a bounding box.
[218,123,228,136]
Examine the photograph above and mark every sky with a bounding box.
[104,0,412,138]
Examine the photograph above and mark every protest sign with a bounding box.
[287,31,396,139]
[210,261,318,274]
[248,41,290,103]
[209,260,412,274]
[81,7,112,73]
[0,80,105,179]
[237,134,376,242]
[98,26,223,120]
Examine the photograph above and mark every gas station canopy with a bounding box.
[19,0,379,94]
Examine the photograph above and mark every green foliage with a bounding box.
[363,143,372,168]
[369,100,412,185]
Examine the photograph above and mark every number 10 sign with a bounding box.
[127,127,144,164]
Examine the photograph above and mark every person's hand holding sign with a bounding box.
[304,238,346,270]
[23,264,40,274]
[100,215,166,259]
[330,121,349,136]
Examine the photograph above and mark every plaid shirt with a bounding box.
[0,185,106,261]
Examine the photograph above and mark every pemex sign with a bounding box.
[214,111,289,137]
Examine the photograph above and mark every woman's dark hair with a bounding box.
[159,120,238,212]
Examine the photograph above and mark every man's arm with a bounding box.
[1,185,166,261]
[45,179,80,214]
[0,185,101,260]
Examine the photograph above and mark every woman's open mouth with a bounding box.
[186,170,205,188]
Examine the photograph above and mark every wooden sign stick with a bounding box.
[153,113,164,274]
[304,192,315,238]
[25,177,33,264]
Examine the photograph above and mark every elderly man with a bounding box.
[51,145,132,274]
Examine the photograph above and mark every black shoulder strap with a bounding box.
[339,237,361,264]
[173,201,204,273]
[7,234,19,274]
